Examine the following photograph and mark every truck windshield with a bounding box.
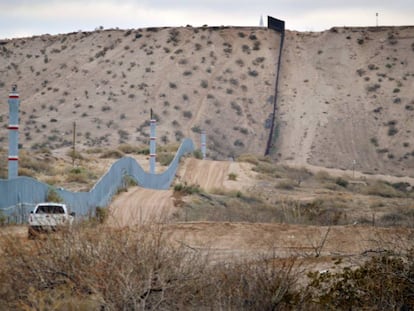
[36,205,65,214]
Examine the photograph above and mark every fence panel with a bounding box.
[0,138,194,222]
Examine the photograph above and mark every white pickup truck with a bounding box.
[28,203,75,239]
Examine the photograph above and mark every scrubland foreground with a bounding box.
[0,223,413,310]
[0,150,414,309]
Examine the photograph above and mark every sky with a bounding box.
[0,0,413,39]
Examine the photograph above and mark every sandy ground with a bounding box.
[277,27,414,177]
[105,158,414,269]
[107,158,257,227]
[107,187,176,227]
[176,158,257,192]
[164,222,414,265]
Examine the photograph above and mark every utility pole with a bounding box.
[376,13,379,27]
[72,121,76,166]
[352,159,356,179]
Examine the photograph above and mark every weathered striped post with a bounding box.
[8,85,20,179]
[149,110,156,174]
[201,130,206,160]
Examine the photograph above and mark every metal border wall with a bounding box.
[265,16,285,156]
[0,138,194,219]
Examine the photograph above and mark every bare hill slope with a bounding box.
[0,25,413,177]
[277,26,414,177]
[0,26,279,159]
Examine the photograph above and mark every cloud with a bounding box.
[0,0,413,38]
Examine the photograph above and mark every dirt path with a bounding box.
[177,158,230,191]
[176,158,256,192]
[107,187,176,227]
[285,161,414,186]
[165,222,414,265]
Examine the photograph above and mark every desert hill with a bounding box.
[279,26,414,177]
[0,25,413,177]
[0,26,279,160]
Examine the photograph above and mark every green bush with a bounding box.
[46,188,63,202]
[228,172,237,181]
[307,252,414,310]
[157,153,174,166]
[95,207,108,224]
[173,183,200,195]
[335,177,348,188]
[365,181,404,198]
[193,149,203,159]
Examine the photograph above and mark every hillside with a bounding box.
[278,26,414,177]
[0,26,279,160]
[0,25,413,177]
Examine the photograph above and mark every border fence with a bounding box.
[0,138,194,223]
[265,16,285,156]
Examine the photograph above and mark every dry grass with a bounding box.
[0,224,299,310]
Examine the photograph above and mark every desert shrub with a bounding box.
[183,111,192,118]
[230,101,242,115]
[19,151,53,174]
[234,139,244,147]
[370,137,379,147]
[388,126,398,136]
[17,167,35,178]
[366,83,380,92]
[368,64,378,70]
[237,154,259,165]
[66,149,84,161]
[193,149,203,159]
[66,167,96,184]
[0,210,6,225]
[94,207,108,224]
[157,152,174,166]
[276,179,296,190]
[173,183,200,195]
[248,69,258,77]
[46,187,63,202]
[101,105,111,112]
[175,130,184,141]
[167,29,180,44]
[228,172,237,181]
[335,177,348,188]
[364,181,404,198]
[307,251,414,310]
[252,41,261,50]
[0,225,300,310]
[118,144,139,154]
[100,149,125,159]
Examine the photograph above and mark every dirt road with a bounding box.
[107,187,176,227]
[176,158,256,192]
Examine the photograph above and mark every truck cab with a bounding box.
[28,203,75,239]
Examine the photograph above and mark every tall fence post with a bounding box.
[150,116,157,174]
[8,84,20,179]
[201,130,206,159]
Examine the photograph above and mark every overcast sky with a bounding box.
[1,0,413,39]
